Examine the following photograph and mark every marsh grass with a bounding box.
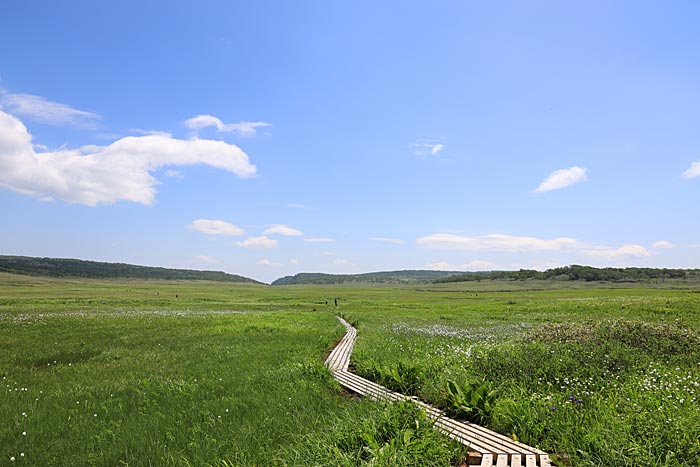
[0,276,468,466]
[2,274,700,466]
[350,304,700,466]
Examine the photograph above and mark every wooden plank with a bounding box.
[409,399,539,455]
[511,454,522,467]
[495,454,508,467]
[525,454,537,467]
[480,453,494,467]
[539,454,552,467]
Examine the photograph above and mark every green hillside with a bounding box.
[271,270,471,285]
[0,256,262,283]
[435,265,700,283]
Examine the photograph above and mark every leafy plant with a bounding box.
[444,380,501,425]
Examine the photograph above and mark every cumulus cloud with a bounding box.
[581,245,652,259]
[682,162,700,179]
[195,255,219,264]
[262,224,304,236]
[533,166,588,194]
[0,111,256,205]
[185,114,270,137]
[413,139,445,156]
[652,240,676,249]
[0,91,100,128]
[257,259,282,266]
[416,233,583,252]
[305,237,335,243]
[188,219,246,237]
[369,237,405,245]
[235,236,278,249]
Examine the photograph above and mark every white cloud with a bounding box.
[185,114,270,137]
[533,166,588,194]
[196,255,219,264]
[418,232,654,263]
[413,139,445,156]
[416,233,583,252]
[288,203,312,210]
[129,129,173,138]
[235,236,278,249]
[262,224,304,236]
[165,169,183,180]
[426,260,497,271]
[0,111,256,205]
[305,237,335,243]
[581,244,652,259]
[289,259,299,265]
[369,237,404,245]
[257,259,282,266]
[652,240,676,249]
[188,219,246,237]
[682,162,700,179]
[0,91,100,128]
[425,261,454,270]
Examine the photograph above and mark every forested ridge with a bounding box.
[0,256,261,283]
[435,265,700,283]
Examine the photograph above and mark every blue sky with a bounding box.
[1,1,699,283]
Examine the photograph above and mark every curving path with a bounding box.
[325,317,554,467]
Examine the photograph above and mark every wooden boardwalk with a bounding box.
[325,317,554,467]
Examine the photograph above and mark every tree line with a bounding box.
[435,265,700,283]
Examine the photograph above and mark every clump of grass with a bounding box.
[355,360,432,396]
[281,401,467,466]
[529,318,700,357]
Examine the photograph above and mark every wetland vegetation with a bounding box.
[2,272,699,466]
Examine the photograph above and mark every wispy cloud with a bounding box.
[235,236,278,249]
[0,111,257,206]
[262,224,304,236]
[165,169,183,181]
[185,114,270,138]
[652,240,676,249]
[412,139,445,156]
[305,237,335,243]
[425,260,497,271]
[257,259,282,266]
[188,219,246,236]
[288,203,312,210]
[417,232,652,262]
[195,255,219,264]
[0,91,100,128]
[682,162,700,179]
[581,245,652,259]
[369,237,404,245]
[417,233,583,252]
[533,166,588,194]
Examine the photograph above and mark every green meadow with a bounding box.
[1,273,699,466]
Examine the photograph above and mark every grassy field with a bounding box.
[1,273,699,466]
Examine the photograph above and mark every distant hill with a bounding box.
[0,256,262,284]
[435,265,700,283]
[271,270,471,286]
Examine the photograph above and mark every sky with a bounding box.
[1,1,699,283]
